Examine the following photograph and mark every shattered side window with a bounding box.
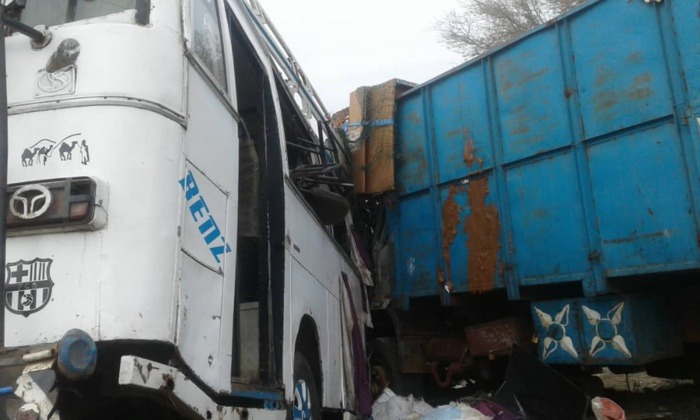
[192,0,227,90]
[20,0,136,28]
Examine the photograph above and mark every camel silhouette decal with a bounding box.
[20,133,90,167]
[59,141,78,160]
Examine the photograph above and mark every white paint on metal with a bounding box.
[285,180,364,411]
[6,10,185,115]
[582,302,632,359]
[119,356,285,419]
[15,366,58,420]
[177,253,225,387]
[180,65,239,392]
[9,184,52,219]
[180,163,231,271]
[35,65,76,98]
[9,95,187,127]
[534,305,578,360]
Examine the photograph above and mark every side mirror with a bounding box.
[301,188,349,226]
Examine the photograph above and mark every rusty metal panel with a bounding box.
[465,318,531,357]
[389,0,700,304]
[505,154,590,284]
[588,123,698,274]
[671,1,700,109]
[398,335,429,374]
[424,338,470,363]
[428,65,493,183]
[390,192,441,299]
[570,0,673,140]
[394,94,430,196]
[493,29,570,164]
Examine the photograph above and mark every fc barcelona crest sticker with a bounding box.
[5,258,54,317]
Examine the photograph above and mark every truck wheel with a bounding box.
[369,338,404,398]
[293,352,321,420]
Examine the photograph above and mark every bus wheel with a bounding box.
[293,352,320,420]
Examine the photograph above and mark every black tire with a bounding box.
[292,352,321,420]
[369,338,425,399]
[368,338,404,398]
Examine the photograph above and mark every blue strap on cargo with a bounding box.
[346,118,394,128]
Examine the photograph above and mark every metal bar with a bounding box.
[67,0,78,23]
[318,121,327,165]
[305,176,351,184]
[247,0,331,120]
[242,2,351,165]
[291,164,341,174]
[285,142,322,155]
[484,57,519,300]
[135,0,152,25]
[0,6,7,347]
[294,136,327,150]
[1,17,44,44]
[557,19,605,296]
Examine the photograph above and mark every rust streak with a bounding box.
[463,129,483,169]
[603,230,668,245]
[441,185,463,290]
[437,268,445,286]
[464,138,476,167]
[465,178,501,293]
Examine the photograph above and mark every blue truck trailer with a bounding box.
[362,0,700,394]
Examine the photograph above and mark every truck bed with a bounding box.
[388,0,700,302]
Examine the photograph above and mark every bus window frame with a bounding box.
[183,0,232,97]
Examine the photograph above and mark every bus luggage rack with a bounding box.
[241,0,352,194]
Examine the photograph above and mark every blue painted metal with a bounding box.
[56,328,97,380]
[292,381,312,419]
[230,388,284,402]
[531,295,682,365]
[389,0,700,300]
[0,387,12,396]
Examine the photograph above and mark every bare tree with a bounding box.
[435,0,586,59]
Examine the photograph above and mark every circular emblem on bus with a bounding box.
[10,184,52,220]
[5,258,55,317]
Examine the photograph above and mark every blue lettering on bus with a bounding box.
[179,171,232,264]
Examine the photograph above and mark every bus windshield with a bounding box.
[20,0,137,28]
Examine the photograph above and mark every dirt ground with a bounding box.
[595,370,700,419]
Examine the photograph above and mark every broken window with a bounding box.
[191,0,227,89]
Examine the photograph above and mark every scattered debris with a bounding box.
[371,388,489,420]
[371,388,433,419]
[591,397,626,420]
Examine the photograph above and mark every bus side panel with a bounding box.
[6,107,183,346]
[94,109,183,342]
[285,184,346,410]
[6,10,184,116]
[178,67,239,392]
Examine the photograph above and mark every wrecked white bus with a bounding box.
[0,0,371,418]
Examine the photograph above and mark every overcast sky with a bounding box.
[259,0,465,113]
